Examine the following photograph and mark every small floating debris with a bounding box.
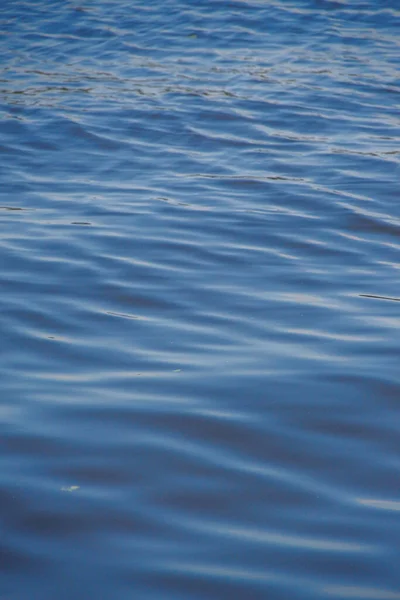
[71,221,91,225]
[61,485,80,492]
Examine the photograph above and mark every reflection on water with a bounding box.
[1,0,400,599]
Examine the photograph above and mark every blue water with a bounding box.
[1,1,400,598]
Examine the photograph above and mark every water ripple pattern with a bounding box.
[1,1,399,599]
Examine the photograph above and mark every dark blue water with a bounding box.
[1,1,400,598]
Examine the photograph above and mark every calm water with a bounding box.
[1,1,400,598]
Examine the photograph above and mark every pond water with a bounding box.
[1,1,400,599]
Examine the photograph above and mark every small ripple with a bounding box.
[178,519,376,554]
[356,499,400,513]
[323,586,400,600]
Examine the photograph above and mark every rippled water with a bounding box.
[1,1,400,598]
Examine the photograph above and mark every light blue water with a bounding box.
[1,1,400,599]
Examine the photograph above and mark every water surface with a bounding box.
[1,1,400,598]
